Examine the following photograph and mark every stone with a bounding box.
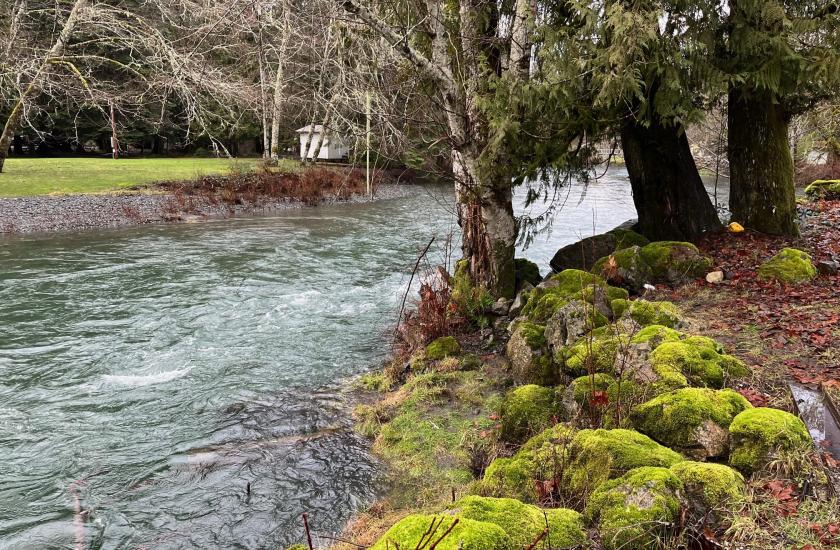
[506,322,558,385]
[585,467,683,550]
[804,179,840,200]
[550,229,649,273]
[499,384,559,443]
[728,407,812,474]
[490,298,511,316]
[508,283,533,318]
[544,300,609,351]
[592,245,652,293]
[638,241,714,285]
[816,260,839,276]
[514,258,542,289]
[705,270,725,283]
[631,388,753,459]
[426,336,461,360]
[669,461,745,521]
[757,248,818,284]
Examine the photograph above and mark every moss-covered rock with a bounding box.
[624,300,682,328]
[650,340,749,388]
[804,179,840,200]
[514,258,542,288]
[545,300,610,350]
[630,325,683,347]
[610,228,650,249]
[639,241,713,284]
[549,268,610,295]
[564,428,684,497]
[570,373,616,406]
[586,466,683,550]
[506,322,558,386]
[670,461,745,514]
[729,407,812,474]
[757,248,818,284]
[522,270,619,324]
[370,514,511,550]
[499,384,559,443]
[562,328,630,376]
[450,496,585,548]
[631,388,753,459]
[426,336,461,360]
[593,245,653,293]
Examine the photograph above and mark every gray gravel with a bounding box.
[0,184,414,235]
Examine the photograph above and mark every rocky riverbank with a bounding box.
[303,199,840,549]
[0,183,413,235]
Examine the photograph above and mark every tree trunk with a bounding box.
[621,118,721,241]
[12,135,23,155]
[269,58,285,159]
[453,149,517,299]
[0,0,88,173]
[727,87,798,235]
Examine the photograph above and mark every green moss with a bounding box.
[729,407,812,474]
[451,259,493,325]
[626,300,682,328]
[459,353,483,371]
[564,428,684,497]
[631,325,683,346]
[757,248,818,284]
[639,241,713,280]
[370,514,511,550]
[549,269,608,294]
[426,336,461,360]
[563,328,631,376]
[631,388,752,455]
[499,385,558,443]
[284,545,309,550]
[609,228,650,249]
[804,179,840,200]
[650,340,748,388]
[515,258,542,287]
[518,322,546,349]
[592,245,652,285]
[477,456,539,503]
[611,298,629,318]
[451,496,585,548]
[670,461,745,510]
[586,466,683,550]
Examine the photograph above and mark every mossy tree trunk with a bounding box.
[621,118,721,241]
[727,87,799,236]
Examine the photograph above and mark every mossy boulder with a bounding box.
[804,179,840,200]
[569,373,615,407]
[499,384,559,443]
[370,514,511,549]
[450,496,585,548]
[757,248,818,284]
[593,245,653,293]
[544,300,610,350]
[631,325,683,347]
[631,388,753,459]
[549,228,649,273]
[477,456,539,503]
[506,322,558,385]
[514,258,542,288]
[729,407,812,474]
[586,466,683,550]
[639,241,713,284]
[523,270,626,324]
[624,300,682,328]
[561,328,630,376]
[426,336,461,360]
[650,340,749,388]
[564,428,684,497]
[670,461,745,515]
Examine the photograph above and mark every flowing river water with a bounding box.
[0,169,728,549]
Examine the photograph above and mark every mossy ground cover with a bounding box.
[0,157,272,196]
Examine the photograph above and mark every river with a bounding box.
[0,169,727,549]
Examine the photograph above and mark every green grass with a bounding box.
[0,157,268,197]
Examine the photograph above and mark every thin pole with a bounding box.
[366,91,371,196]
[110,100,119,160]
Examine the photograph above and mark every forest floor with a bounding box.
[0,157,272,196]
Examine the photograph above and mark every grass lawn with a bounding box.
[0,157,278,197]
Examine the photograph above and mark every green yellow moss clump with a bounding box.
[631,325,683,346]
[804,179,840,200]
[650,339,749,388]
[450,496,585,548]
[639,241,713,281]
[370,514,511,550]
[570,373,616,406]
[631,388,752,458]
[757,248,818,284]
[729,407,812,474]
[670,461,745,512]
[586,466,684,550]
[426,336,461,360]
[564,428,684,497]
[624,300,682,328]
[499,384,559,443]
[521,269,626,324]
[562,327,630,375]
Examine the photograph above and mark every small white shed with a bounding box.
[296,125,349,160]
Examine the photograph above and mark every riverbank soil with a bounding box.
[324,198,840,550]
